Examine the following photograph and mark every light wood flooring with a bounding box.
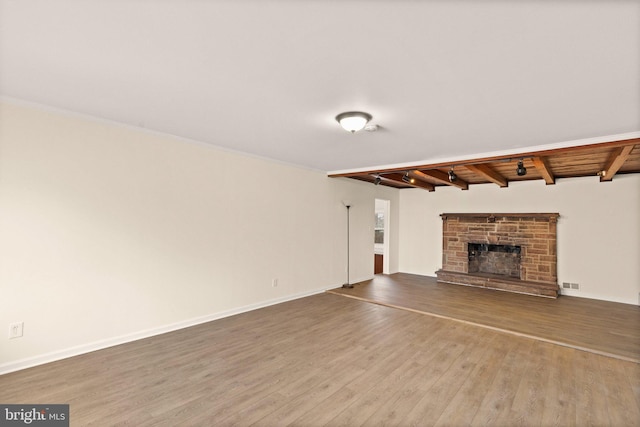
[329,273,640,363]
[0,280,638,426]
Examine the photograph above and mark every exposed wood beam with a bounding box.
[464,164,508,187]
[415,170,468,190]
[383,173,435,191]
[327,137,640,178]
[600,145,634,182]
[531,156,555,185]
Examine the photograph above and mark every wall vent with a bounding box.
[562,282,571,289]
[570,283,580,290]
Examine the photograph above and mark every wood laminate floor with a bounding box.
[1,282,639,426]
[329,273,640,363]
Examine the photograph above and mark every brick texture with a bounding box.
[436,213,559,297]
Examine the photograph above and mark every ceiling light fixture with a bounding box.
[448,167,457,182]
[402,172,415,184]
[516,160,527,176]
[335,111,372,133]
[374,175,382,185]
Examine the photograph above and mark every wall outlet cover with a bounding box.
[9,322,24,339]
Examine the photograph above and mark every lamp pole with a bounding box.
[342,204,353,288]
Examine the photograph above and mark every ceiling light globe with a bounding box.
[336,111,372,133]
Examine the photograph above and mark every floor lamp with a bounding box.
[342,201,353,288]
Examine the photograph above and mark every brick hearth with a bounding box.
[435,213,560,298]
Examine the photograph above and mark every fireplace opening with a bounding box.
[468,243,521,279]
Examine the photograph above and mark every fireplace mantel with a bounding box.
[440,213,559,221]
[436,212,560,298]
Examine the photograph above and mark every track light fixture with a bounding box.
[402,172,415,184]
[448,167,457,182]
[374,175,382,185]
[516,160,527,176]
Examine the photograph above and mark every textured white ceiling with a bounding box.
[1,0,638,172]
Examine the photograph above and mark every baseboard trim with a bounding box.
[0,285,336,376]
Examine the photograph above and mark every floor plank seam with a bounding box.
[325,290,640,365]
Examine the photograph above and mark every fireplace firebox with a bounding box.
[467,243,521,278]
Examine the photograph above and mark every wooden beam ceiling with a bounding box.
[381,173,435,191]
[331,138,640,192]
[600,145,634,182]
[415,169,469,190]
[464,164,508,187]
[406,171,436,191]
[531,156,555,185]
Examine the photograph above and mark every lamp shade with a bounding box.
[336,111,372,133]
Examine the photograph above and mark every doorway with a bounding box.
[374,199,390,275]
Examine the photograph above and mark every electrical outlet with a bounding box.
[9,322,24,339]
[272,278,278,287]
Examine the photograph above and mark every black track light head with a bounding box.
[402,172,415,184]
[516,160,527,176]
[448,168,457,182]
[374,175,382,185]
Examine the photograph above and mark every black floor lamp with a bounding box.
[342,201,353,288]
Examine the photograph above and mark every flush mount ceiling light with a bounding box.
[335,111,372,133]
[516,160,527,176]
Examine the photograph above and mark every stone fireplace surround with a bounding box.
[435,213,560,298]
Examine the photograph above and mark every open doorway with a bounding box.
[374,199,390,275]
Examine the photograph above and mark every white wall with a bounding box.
[399,176,640,305]
[4,99,635,375]
[0,101,399,373]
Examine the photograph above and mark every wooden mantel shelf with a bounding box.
[440,213,559,221]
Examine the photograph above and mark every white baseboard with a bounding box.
[558,287,639,305]
[0,285,336,376]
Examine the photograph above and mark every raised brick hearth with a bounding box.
[435,213,560,298]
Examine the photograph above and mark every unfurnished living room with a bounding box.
[1,1,639,426]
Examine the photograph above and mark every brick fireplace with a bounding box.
[435,213,560,298]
